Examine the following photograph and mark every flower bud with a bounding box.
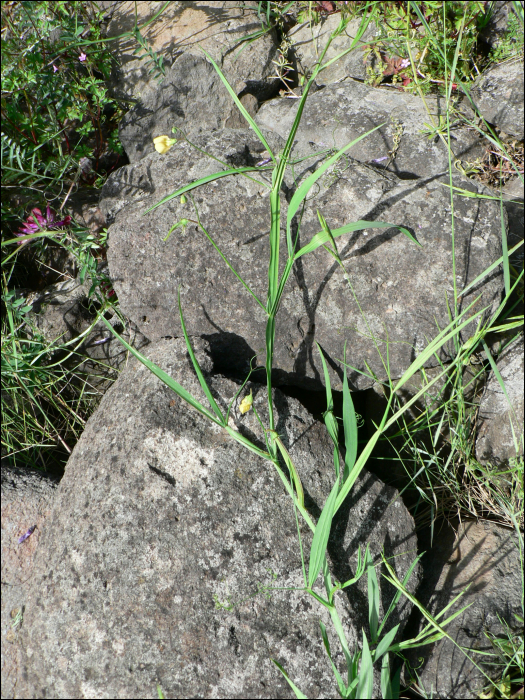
[153,135,177,154]
[239,390,253,415]
[180,195,187,204]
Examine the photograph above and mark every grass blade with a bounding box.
[98,315,221,425]
[368,560,380,643]
[271,433,305,509]
[271,660,307,699]
[200,47,276,163]
[178,289,224,424]
[342,342,358,482]
[294,220,418,260]
[308,479,338,589]
[143,166,271,214]
[356,631,373,700]
[286,124,391,254]
[374,624,400,664]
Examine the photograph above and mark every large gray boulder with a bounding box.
[100,128,504,391]
[105,1,280,162]
[254,81,485,180]
[406,519,523,699]
[1,465,59,700]
[476,334,524,464]
[16,338,419,699]
[470,59,524,140]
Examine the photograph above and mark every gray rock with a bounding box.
[476,334,524,464]
[501,178,524,269]
[470,59,524,140]
[255,81,485,180]
[16,338,419,699]
[406,519,523,699]
[26,274,149,393]
[100,128,504,391]
[1,465,59,700]
[106,1,280,162]
[288,14,378,84]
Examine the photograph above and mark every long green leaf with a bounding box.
[457,240,523,298]
[319,621,347,697]
[271,660,307,699]
[98,315,220,425]
[200,47,276,163]
[374,624,400,664]
[317,343,341,480]
[287,123,391,254]
[368,561,380,643]
[308,480,339,589]
[295,220,418,260]
[143,166,271,214]
[271,433,305,509]
[356,631,373,700]
[178,289,224,423]
[342,342,358,482]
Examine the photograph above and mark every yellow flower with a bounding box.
[239,390,253,415]
[153,135,177,154]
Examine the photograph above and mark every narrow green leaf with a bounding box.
[271,660,307,699]
[342,342,358,482]
[143,166,270,214]
[368,561,380,643]
[294,220,418,260]
[374,624,400,664]
[287,123,390,253]
[378,554,423,637]
[98,315,220,425]
[319,621,346,696]
[380,652,392,700]
[200,47,275,163]
[356,631,373,700]
[178,289,224,424]
[317,342,333,412]
[271,433,305,509]
[308,480,339,589]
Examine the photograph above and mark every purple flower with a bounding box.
[370,156,388,164]
[399,59,410,69]
[79,52,87,62]
[255,157,272,167]
[16,206,72,244]
[53,64,58,73]
[18,525,36,544]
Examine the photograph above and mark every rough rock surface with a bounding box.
[105,1,280,162]
[26,273,149,392]
[16,338,419,699]
[99,128,504,391]
[288,14,378,84]
[470,59,524,140]
[255,81,485,180]
[1,465,59,700]
[406,519,523,699]
[476,334,524,464]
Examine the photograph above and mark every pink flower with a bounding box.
[16,206,72,244]
[79,52,87,62]
[53,64,58,73]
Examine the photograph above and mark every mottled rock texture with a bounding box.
[406,519,523,699]
[105,1,280,162]
[470,59,524,140]
[16,339,419,699]
[476,334,524,464]
[1,465,59,700]
[100,128,504,391]
[255,80,485,180]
